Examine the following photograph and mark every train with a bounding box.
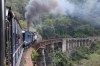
[0,2,38,66]
[22,31,38,47]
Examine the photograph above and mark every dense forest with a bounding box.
[6,0,100,40]
[6,0,100,66]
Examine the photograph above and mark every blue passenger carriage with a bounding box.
[0,2,38,65]
[6,6,24,66]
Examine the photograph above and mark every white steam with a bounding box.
[71,0,100,26]
[54,0,75,15]
[25,0,75,30]
[25,0,100,29]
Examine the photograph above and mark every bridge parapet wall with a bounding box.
[33,38,94,51]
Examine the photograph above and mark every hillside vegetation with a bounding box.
[7,0,100,66]
[49,39,100,66]
[6,0,100,38]
[34,14,100,39]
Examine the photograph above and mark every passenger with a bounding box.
[33,63,37,66]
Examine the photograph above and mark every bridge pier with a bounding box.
[45,44,55,66]
[42,47,46,66]
[86,39,89,46]
[72,40,75,48]
[71,40,73,49]
[68,40,72,56]
[84,40,86,45]
[78,40,80,47]
[75,40,77,47]
[36,47,46,66]
[50,44,54,52]
[88,40,92,46]
[62,39,66,52]
[69,40,71,50]
[74,40,76,47]
[50,44,55,66]
[45,44,54,52]
[81,40,83,46]
[80,40,82,46]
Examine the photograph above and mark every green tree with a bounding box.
[90,39,100,53]
[6,0,28,20]
[48,49,73,66]
[70,46,90,62]
[80,54,100,66]
[74,24,95,37]
[31,48,39,59]
[19,20,27,30]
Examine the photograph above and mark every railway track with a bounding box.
[19,46,33,66]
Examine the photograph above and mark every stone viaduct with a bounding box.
[33,38,94,66]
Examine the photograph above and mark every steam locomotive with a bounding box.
[0,4,38,66]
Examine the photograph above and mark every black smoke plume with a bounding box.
[25,0,58,30]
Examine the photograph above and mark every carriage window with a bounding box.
[28,35,31,38]
[16,34,18,44]
[16,34,20,44]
